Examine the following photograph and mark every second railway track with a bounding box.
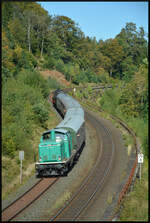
[49,109,116,221]
[2,94,133,221]
[2,178,59,221]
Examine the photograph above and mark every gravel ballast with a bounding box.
[2,108,135,221]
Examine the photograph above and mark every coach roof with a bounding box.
[56,107,84,133]
[57,92,82,110]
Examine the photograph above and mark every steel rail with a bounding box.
[78,99,140,220]
[2,178,59,221]
[2,179,42,212]
[73,111,115,221]
[49,109,115,221]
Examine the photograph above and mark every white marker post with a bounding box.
[138,153,144,182]
[19,151,24,184]
[73,88,76,94]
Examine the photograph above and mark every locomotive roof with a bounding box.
[42,128,68,135]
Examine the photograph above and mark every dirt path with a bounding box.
[39,69,70,87]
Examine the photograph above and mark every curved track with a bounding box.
[49,109,116,221]
[2,90,136,221]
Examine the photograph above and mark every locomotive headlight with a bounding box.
[58,156,61,161]
[56,136,62,142]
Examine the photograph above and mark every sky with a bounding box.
[38,1,148,41]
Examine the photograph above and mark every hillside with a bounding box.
[39,69,70,87]
[2,1,148,220]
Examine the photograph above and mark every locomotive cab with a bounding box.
[38,130,70,163]
[35,128,75,176]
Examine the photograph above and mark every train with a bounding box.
[35,89,86,177]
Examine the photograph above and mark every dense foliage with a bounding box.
[2,2,148,83]
[2,2,148,219]
[2,69,50,158]
[2,1,148,158]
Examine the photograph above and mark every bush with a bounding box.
[13,49,37,71]
[127,118,148,157]
[47,76,61,89]
[99,88,121,115]
[2,69,52,159]
[55,59,65,73]
[42,55,56,69]
[32,103,49,124]
[18,69,49,98]
[2,130,16,158]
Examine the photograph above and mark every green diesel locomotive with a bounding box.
[35,90,85,176]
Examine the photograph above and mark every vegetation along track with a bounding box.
[49,109,115,221]
[2,178,59,221]
[80,99,140,220]
[2,89,139,221]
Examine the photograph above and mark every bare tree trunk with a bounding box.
[41,36,44,57]
[109,69,112,77]
[28,17,31,53]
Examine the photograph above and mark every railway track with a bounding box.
[2,107,116,221]
[2,89,138,221]
[49,109,116,221]
[2,178,59,221]
[47,94,139,221]
[77,99,140,220]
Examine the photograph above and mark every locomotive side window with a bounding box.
[43,133,50,140]
[42,131,66,141]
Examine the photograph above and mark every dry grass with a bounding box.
[2,105,60,200]
[40,69,70,86]
[107,194,113,204]
[127,144,132,156]
[119,159,148,221]
[49,191,71,217]
[2,160,35,200]
[53,191,71,209]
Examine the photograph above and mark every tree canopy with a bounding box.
[2,1,148,159]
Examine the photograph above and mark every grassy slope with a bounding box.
[119,159,148,221]
[73,86,148,221]
[2,71,148,220]
[2,69,62,200]
[2,105,60,200]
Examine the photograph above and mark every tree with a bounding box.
[23,10,37,53]
[119,58,148,119]
[99,38,124,77]
[2,1,14,28]
[8,18,26,48]
[116,22,148,66]
[33,14,52,57]
[52,15,84,52]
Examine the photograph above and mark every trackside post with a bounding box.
[138,153,144,182]
[19,151,24,184]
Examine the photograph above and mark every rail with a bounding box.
[73,97,140,220]
[51,88,141,220]
[49,109,115,221]
[2,178,59,221]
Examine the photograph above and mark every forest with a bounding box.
[2,1,148,208]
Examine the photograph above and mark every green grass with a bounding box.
[75,89,148,221]
[119,159,148,221]
[2,104,60,200]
